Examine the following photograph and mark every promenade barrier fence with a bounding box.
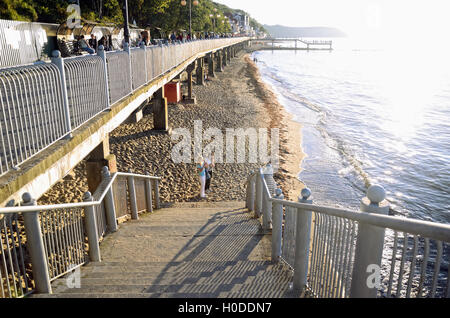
[0,37,248,177]
[0,166,160,297]
[246,165,450,298]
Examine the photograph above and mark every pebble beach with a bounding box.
[38,51,305,205]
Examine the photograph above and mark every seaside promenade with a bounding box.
[32,202,294,298]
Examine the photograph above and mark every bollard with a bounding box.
[350,185,389,298]
[261,181,270,230]
[50,50,72,138]
[21,193,52,294]
[96,45,111,108]
[293,188,313,294]
[272,188,284,262]
[101,166,118,232]
[145,173,153,213]
[83,192,101,262]
[127,169,138,220]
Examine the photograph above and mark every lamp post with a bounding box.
[181,0,199,38]
[122,0,130,44]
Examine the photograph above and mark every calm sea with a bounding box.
[252,38,450,224]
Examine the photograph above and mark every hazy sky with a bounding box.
[214,0,450,39]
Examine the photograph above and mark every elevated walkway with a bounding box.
[32,202,295,298]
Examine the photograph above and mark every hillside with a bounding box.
[264,25,346,38]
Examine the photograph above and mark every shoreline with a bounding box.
[38,51,305,204]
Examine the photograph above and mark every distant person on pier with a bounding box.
[196,156,207,198]
[170,32,177,43]
[98,36,108,50]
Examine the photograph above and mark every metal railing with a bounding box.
[0,37,249,177]
[246,164,450,298]
[0,166,161,297]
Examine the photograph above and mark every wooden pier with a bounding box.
[250,38,333,51]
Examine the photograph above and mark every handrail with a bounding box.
[271,198,450,243]
[246,166,450,298]
[0,171,160,214]
[253,168,450,243]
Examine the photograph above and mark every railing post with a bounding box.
[154,179,160,210]
[263,164,275,229]
[262,180,269,230]
[272,188,284,262]
[96,45,111,108]
[101,166,118,232]
[139,42,148,83]
[249,171,255,212]
[50,50,72,138]
[145,173,153,213]
[127,169,138,220]
[293,188,313,294]
[255,168,263,217]
[83,191,101,262]
[21,193,52,294]
[350,185,389,298]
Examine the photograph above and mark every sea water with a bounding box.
[252,39,450,225]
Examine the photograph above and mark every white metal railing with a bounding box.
[0,166,161,297]
[246,164,450,298]
[0,63,69,175]
[0,37,249,177]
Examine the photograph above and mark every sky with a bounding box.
[214,0,450,40]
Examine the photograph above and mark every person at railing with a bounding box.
[170,32,177,43]
[89,34,98,53]
[78,35,95,54]
[138,30,150,46]
[98,36,108,51]
[196,156,207,198]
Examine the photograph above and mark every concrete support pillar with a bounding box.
[184,62,196,104]
[196,57,205,86]
[216,52,223,72]
[152,86,169,131]
[222,49,228,67]
[227,47,231,63]
[208,52,215,78]
[86,138,116,194]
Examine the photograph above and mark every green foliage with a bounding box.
[0,0,260,35]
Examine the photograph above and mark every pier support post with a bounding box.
[86,139,116,194]
[184,62,197,104]
[21,193,52,294]
[350,185,389,298]
[216,51,223,72]
[255,168,263,217]
[222,49,228,67]
[227,47,231,63]
[293,188,313,295]
[272,189,284,262]
[102,166,118,233]
[208,52,215,78]
[196,57,205,85]
[83,191,101,262]
[152,86,170,131]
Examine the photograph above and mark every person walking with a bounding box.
[196,156,207,198]
[204,154,215,193]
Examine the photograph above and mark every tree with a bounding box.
[0,0,38,21]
